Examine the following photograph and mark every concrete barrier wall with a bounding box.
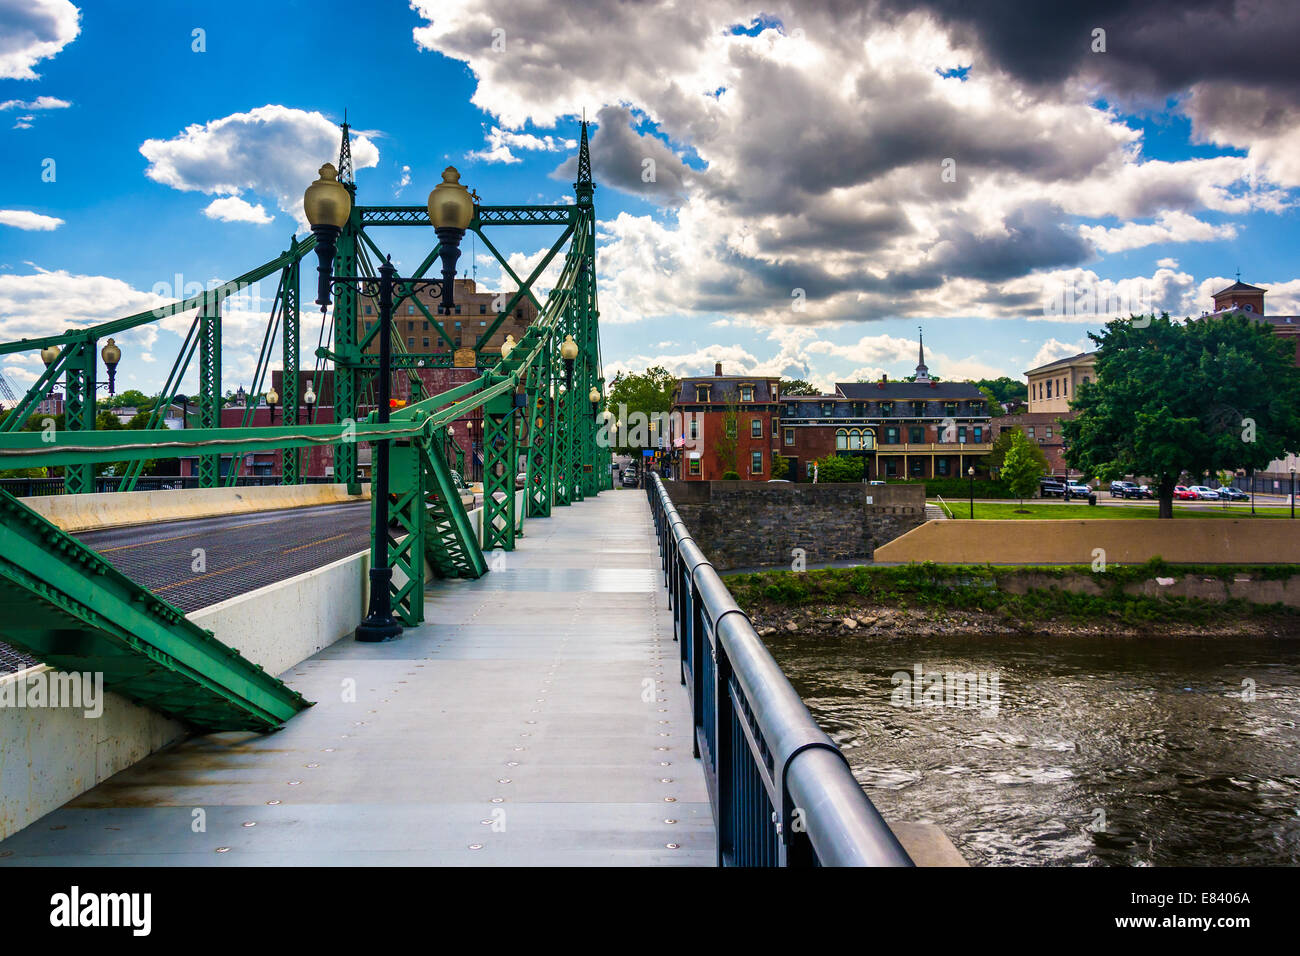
[874,518,1300,565]
[25,482,370,533]
[0,548,371,841]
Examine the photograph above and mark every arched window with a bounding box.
[862,429,876,450]
[835,429,848,450]
[849,429,862,450]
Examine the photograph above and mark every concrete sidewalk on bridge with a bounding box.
[0,488,716,866]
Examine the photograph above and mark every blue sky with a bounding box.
[2,0,1297,396]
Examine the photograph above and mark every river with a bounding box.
[762,631,1300,866]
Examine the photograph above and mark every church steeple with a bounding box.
[914,326,930,383]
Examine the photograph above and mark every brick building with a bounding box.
[994,351,1096,477]
[671,338,993,482]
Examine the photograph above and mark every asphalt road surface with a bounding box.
[0,501,371,675]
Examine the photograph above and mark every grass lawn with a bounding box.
[932,501,1296,520]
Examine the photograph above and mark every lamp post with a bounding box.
[1291,466,1296,520]
[968,465,975,519]
[303,381,317,421]
[266,386,280,424]
[589,386,601,420]
[305,161,475,643]
[561,334,579,389]
[100,339,121,395]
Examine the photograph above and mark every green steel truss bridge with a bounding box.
[0,121,610,733]
[0,122,923,867]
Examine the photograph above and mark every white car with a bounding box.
[1188,486,1220,500]
[1066,482,1092,496]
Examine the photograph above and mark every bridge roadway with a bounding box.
[0,488,717,865]
[0,501,373,675]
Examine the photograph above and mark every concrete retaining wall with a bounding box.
[25,482,370,533]
[875,518,1300,565]
[0,548,371,841]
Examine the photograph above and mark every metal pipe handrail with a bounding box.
[646,473,913,867]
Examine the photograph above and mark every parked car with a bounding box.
[1066,482,1092,497]
[1188,485,1220,500]
[1173,485,1197,500]
[1220,486,1249,501]
[1109,480,1136,497]
[1038,477,1067,498]
[621,469,640,488]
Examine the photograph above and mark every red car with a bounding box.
[1173,486,1197,500]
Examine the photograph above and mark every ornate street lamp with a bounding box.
[303,381,317,409]
[40,345,59,367]
[500,334,516,360]
[968,465,975,519]
[100,338,122,395]
[560,334,579,388]
[266,386,280,424]
[1291,466,1296,520]
[305,162,477,643]
[589,385,601,420]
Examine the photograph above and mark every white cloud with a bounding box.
[0,209,63,230]
[139,105,379,224]
[202,196,273,225]
[1030,338,1089,370]
[1079,211,1235,254]
[469,127,578,164]
[0,94,70,110]
[0,0,80,80]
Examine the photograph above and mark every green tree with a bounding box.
[972,376,1028,411]
[779,378,820,395]
[1000,430,1044,511]
[607,366,676,450]
[770,454,790,480]
[100,388,151,410]
[983,425,1048,474]
[1063,312,1300,518]
[717,402,740,476]
[812,454,865,482]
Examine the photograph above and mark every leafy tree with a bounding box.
[717,402,740,477]
[812,454,865,482]
[100,388,151,410]
[780,378,820,395]
[972,376,1028,410]
[770,454,790,480]
[1000,430,1044,512]
[607,366,676,450]
[983,425,1049,474]
[1063,312,1300,518]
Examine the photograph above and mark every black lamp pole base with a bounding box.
[355,613,402,643]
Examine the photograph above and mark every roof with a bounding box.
[832,381,986,400]
[1213,280,1267,297]
[674,377,779,404]
[1026,351,1096,376]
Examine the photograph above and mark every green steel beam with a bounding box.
[0,490,310,731]
[481,388,517,552]
[333,205,360,491]
[197,299,222,488]
[282,255,301,485]
[62,340,95,495]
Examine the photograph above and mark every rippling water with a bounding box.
[762,631,1300,866]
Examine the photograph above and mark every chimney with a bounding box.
[715,361,723,376]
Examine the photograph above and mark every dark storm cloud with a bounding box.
[552,106,696,205]
[925,202,1095,282]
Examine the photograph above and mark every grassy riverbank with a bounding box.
[930,501,1294,519]
[728,560,1300,637]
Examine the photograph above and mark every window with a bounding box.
[836,428,848,450]
[958,426,967,443]
[821,402,833,416]
[849,429,862,450]
[885,426,900,444]
[785,403,797,416]
[515,308,523,318]
[688,458,701,476]
[885,459,898,477]
[910,458,924,476]
[696,385,711,403]
[912,401,924,416]
[944,402,957,416]
[364,305,373,316]
[862,429,876,449]
[937,458,950,476]
[1082,375,1090,385]
[1045,426,1053,439]
[480,304,487,314]
[881,401,893,414]
[422,338,430,348]
[407,305,415,315]
[407,320,415,331]
[1046,380,1052,399]
[750,419,762,438]
[454,321,461,328]
[750,451,763,474]
[455,306,462,315]
[406,337,414,347]
[480,321,486,326]
[423,321,429,331]
[740,385,755,402]
[688,419,699,439]
[909,426,924,444]
[784,428,794,445]
[1027,426,1035,438]
[974,426,983,443]
[1062,378,1068,396]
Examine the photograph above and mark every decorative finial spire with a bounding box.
[337,110,354,185]
[914,326,930,383]
[576,112,592,186]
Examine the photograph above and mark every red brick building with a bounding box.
[671,364,781,480]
